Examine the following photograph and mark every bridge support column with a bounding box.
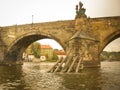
[0,38,6,64]
[49,30,100,73]
[0,50,23,65]
[2,52,23,65]
[0,46,5,62]
[67,31,100,68]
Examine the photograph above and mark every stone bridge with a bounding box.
[0,2,120,72]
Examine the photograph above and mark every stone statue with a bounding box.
[75,1,86,18]
[76,5,78,11]
[79,1,83,10]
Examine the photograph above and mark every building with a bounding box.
[55,50,66,59]
[40,45,54,59]
[23,43,54,61]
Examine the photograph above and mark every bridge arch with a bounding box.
[100,29,120,53]
[4,32,65,63]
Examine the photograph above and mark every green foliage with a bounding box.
[52,52,58,61]
[41,52,58,62]
[100,51,120,61]
[54,49,59,51]
[52,53,58,60]
[30,42,41,58]
[46,59,57,62]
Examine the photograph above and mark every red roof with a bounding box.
[55,50,66,55]
[41,45,52,49]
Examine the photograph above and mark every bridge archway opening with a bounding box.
[23,38,64,61]
[100,37,120,62]
[4,34,65,64]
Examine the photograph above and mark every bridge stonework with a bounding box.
[0,20,75,64]
[0,16,120,68]
[0,1,120,71]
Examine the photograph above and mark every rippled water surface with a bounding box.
[0,61,120,90]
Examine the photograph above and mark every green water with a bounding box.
[0,61,120,90]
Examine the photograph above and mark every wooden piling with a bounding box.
[48,57,63,73]
[67,55,78,73]
[54,57,65,72]
[75,57,83,73]
[61,54,73,73]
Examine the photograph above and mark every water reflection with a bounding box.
[60,68,101,90]
[0,65,27,90]
[0,61,120,90]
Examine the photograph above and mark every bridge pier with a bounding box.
[0,46,23,65]
[49,5,101,73]
[49,30,100,73]
[0,38,6,64]
[2,52,23,65]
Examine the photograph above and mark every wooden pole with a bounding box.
[67,55,78,73]
[61,49,74,72]
[75,56,82,73]
[54,57,65,72]
[48,57,62,73]
[61,54,73,73]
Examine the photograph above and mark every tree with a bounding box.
[51,52,58,62]
[30,42,41,58]
[100,51,120,61]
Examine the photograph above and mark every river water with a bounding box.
[0,61,120,90]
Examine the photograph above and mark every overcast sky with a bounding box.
[103,38,120,52]
[0,0,120,51]
[0,0,120,26]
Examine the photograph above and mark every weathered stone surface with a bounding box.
[0,16,120,68]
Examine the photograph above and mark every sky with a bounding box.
[37,39,63,50]
[0,0,120,26]
[0,0,120,51]
[103,38,120,52]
